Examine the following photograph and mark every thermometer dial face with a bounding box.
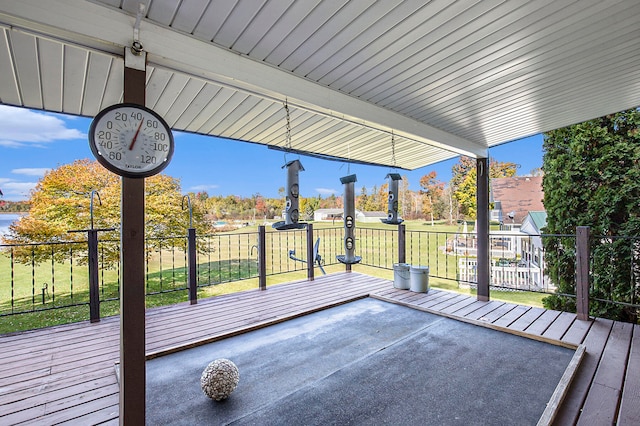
[89,103,174,178]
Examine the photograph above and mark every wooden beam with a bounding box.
[120,53,146,426]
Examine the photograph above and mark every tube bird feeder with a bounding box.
[336,174,361,265]
[273,159,306,230]
[381,173,403,225]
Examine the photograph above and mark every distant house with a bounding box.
[490,176,544,229]
[357,211,388,223]
[519,211,547,270]
[313,209,343,222]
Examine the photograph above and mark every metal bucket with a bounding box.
[410,266,429,293]
[393,263,411,289]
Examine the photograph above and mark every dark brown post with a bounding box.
[188,228,197,304]
[476,157,490,301]
[576,226,590,321]
[69,226,114,322]
[306,223,314,281]
[258,225,267,290]
[398,223,406,264]
[120,50,146,426]
[87,229,100,322]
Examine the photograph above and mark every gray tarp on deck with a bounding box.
[146,298,573,425]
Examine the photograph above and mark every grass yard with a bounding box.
[0,220,548,334]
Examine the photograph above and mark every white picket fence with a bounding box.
[458,259,553,292]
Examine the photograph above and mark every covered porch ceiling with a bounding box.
[1,0,639,170]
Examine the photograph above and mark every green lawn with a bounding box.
[0,219,548,333]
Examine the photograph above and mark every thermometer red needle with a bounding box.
[129,120,144,150]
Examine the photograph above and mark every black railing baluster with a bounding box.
[68,247,72,305]
[31,247,35,307]
[10,248,15,313]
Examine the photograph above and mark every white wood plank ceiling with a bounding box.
[0,0,639,170]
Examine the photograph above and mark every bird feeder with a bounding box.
[273,159,306,230]
[381,173,403,225]
[336,174,361,265]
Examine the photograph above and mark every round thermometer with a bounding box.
[89,103,174,178]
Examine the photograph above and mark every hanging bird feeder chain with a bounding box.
[284,99,292,151]
[391,131,397,169]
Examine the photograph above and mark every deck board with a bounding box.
[524,309,562,336]
[509,307,546,332]
[618,324,640,425]
[552,318,614,426]
[577,321,634,424]
[492,304,530,328]
[542,311,577,341]
[0,272,638,425]
[451,300,500,319]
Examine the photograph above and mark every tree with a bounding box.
[542,109,640,322]
[2,159,210,265]
[357,186,369,211]
[419,171,445,222]
[451,156,517,219]
[300,196,320,220]
[376,183,389,212]
[400,175,409,219]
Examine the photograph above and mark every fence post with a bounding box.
[87,229,100,322]
[258,226,267,290]
[188,228,197,304]
[306,223,315,281]
[576,226,590,320]
[398,224,406,264]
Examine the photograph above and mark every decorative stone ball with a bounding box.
[200,358,240,401]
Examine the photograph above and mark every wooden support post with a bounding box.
[69,227,114,322]
[258,225,267,290]
[306,223,314,281]
[88,229,100,322]
[188,228,197,304]
[120,52,146,426]
[476,157,490,302]
[576,226,590,321]
[398,223,406,264]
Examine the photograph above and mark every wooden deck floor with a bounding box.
[0,272,638,425]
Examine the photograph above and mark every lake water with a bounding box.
[0,213,21,237]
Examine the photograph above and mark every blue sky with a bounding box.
[0,105,543,201]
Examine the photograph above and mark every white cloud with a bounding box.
[315,187,338,195]
[12,168,50,177]
[0,180,36,200]
[0,105,85,147]
[0,140,26,148]
[188,184,220,192]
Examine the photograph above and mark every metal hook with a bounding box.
[182,194,193,229]
[90,190,101,230]
[131,3,146,55]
